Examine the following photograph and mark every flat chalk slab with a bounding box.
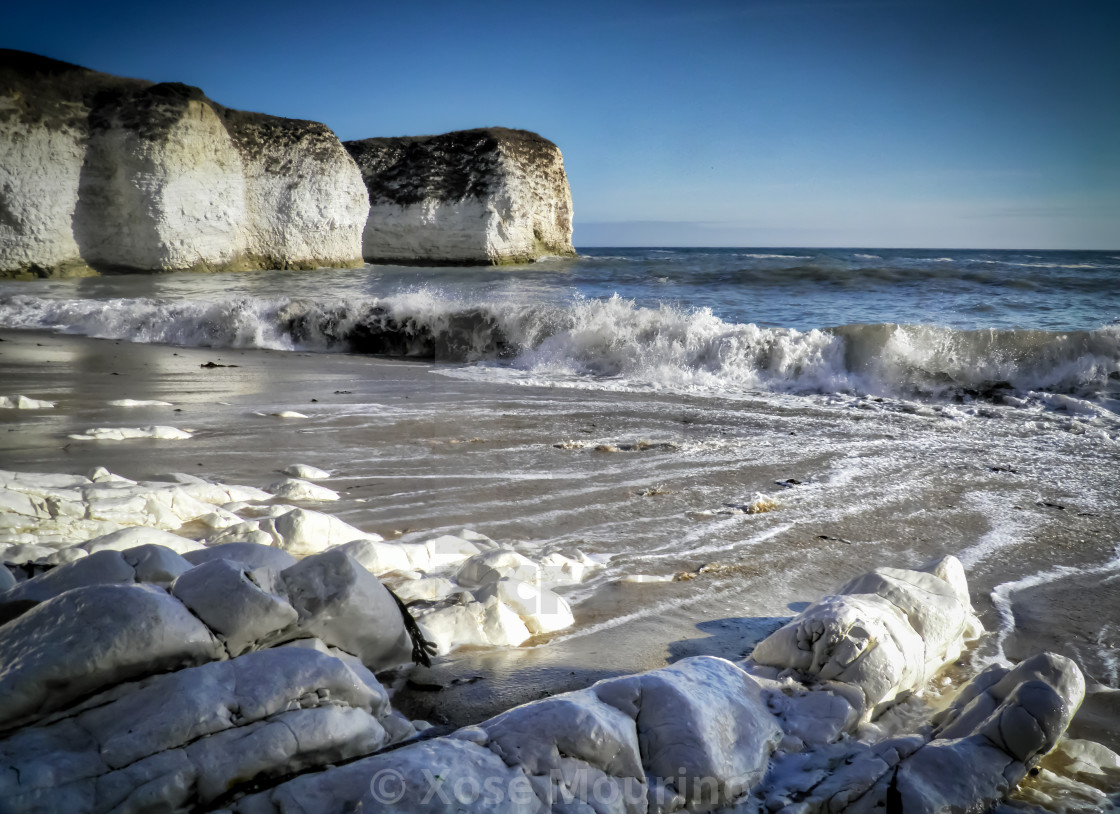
[68,426,193,441]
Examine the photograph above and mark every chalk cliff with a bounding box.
[344,128,576,265]
[0,50,367,278]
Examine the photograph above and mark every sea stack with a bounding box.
[0,50,367,278]
[344,128,576,265]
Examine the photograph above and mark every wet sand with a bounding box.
[2,328,1118,753]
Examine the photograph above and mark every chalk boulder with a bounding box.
[788,652,1088,813]
[0,548,135,605]
[281,549,412,671]
[282,463,331,480]
[121,543,193,584]
[82,525,203,554]
[0,394,55,409]
[267,477,340,501]
[344,128,575,265]
[0,583,224,729]
[351,657,782,814]
[0,645,402,813]
[171,558,298,656]
[184,541,298,571]
[476,576,575,635]
[749,556,982,718]
[263,507,383,556]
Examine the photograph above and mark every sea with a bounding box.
[2,247,1119,403]
[1,248,1119,774]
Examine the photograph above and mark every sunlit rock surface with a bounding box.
[0,465,1109,814]
[748,555,983,719]
[344,128,576,265]
[0,49,366,278]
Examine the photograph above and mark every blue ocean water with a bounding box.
[2,247,1118,404]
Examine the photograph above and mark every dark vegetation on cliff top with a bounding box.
[0,49,340,163]
[344,128,562,206]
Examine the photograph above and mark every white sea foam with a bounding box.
[738,253,813,260]
[1,292,1118,405]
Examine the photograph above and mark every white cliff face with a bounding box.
[345,128,576,265]
[0,96,86,274]
[0,50,365,277]
[224,111,368,270]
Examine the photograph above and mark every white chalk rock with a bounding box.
[230,752,400,814]
[205,520,275,547]
[4,706,389,813]
[595,657,784,810]
[336,538,414,575]
[172,559,298,656]
[191,705,388,805]
[67,426,193,441]
[1,52,365,277]
[0,645,391,811]
[87,466,133,483]
[186,508,243,532]
[267,477,340,502]
[836,652,1086,813]
[282,550,411,671]
[0,549,135,604]
[120,544,193,585]
[350,656,781,814]
[482,688,644,789]
[456,528,498,546]
[185,542,298,571]
[415,597,533,654]
[480,596,534,647]
[282,464,331,480]
[239,503,300,519]
[932,652,1086,752]
[539,550,595,585]
[620,574,676,584]
[154,472,273,504]
[456,549,541,589]
[82,525,203,554]
[476,577,574,635]
[354,737,546,814]
[0,394,55,409]
[398,533,484,573]
[108,398,173,407]
[345,128,575,265]
[749,555,981,718]
[263,507,383,557]
[268,410,308,419]
[0,469,90,491]
[0,583,224,728]
[756,677,861,747]
[836,564,982,677]
[390,576,456,604]
[1008,737,1120,812]
[79,480,224,531]
[415,603,491,655]
[0,542,65,564]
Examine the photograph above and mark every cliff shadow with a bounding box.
[72,127,165,273]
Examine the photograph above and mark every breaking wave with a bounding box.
[1,291,1118,403]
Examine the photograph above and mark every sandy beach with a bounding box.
[4,327,1118,759]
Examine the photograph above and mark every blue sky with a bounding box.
[5,0,1118,249]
